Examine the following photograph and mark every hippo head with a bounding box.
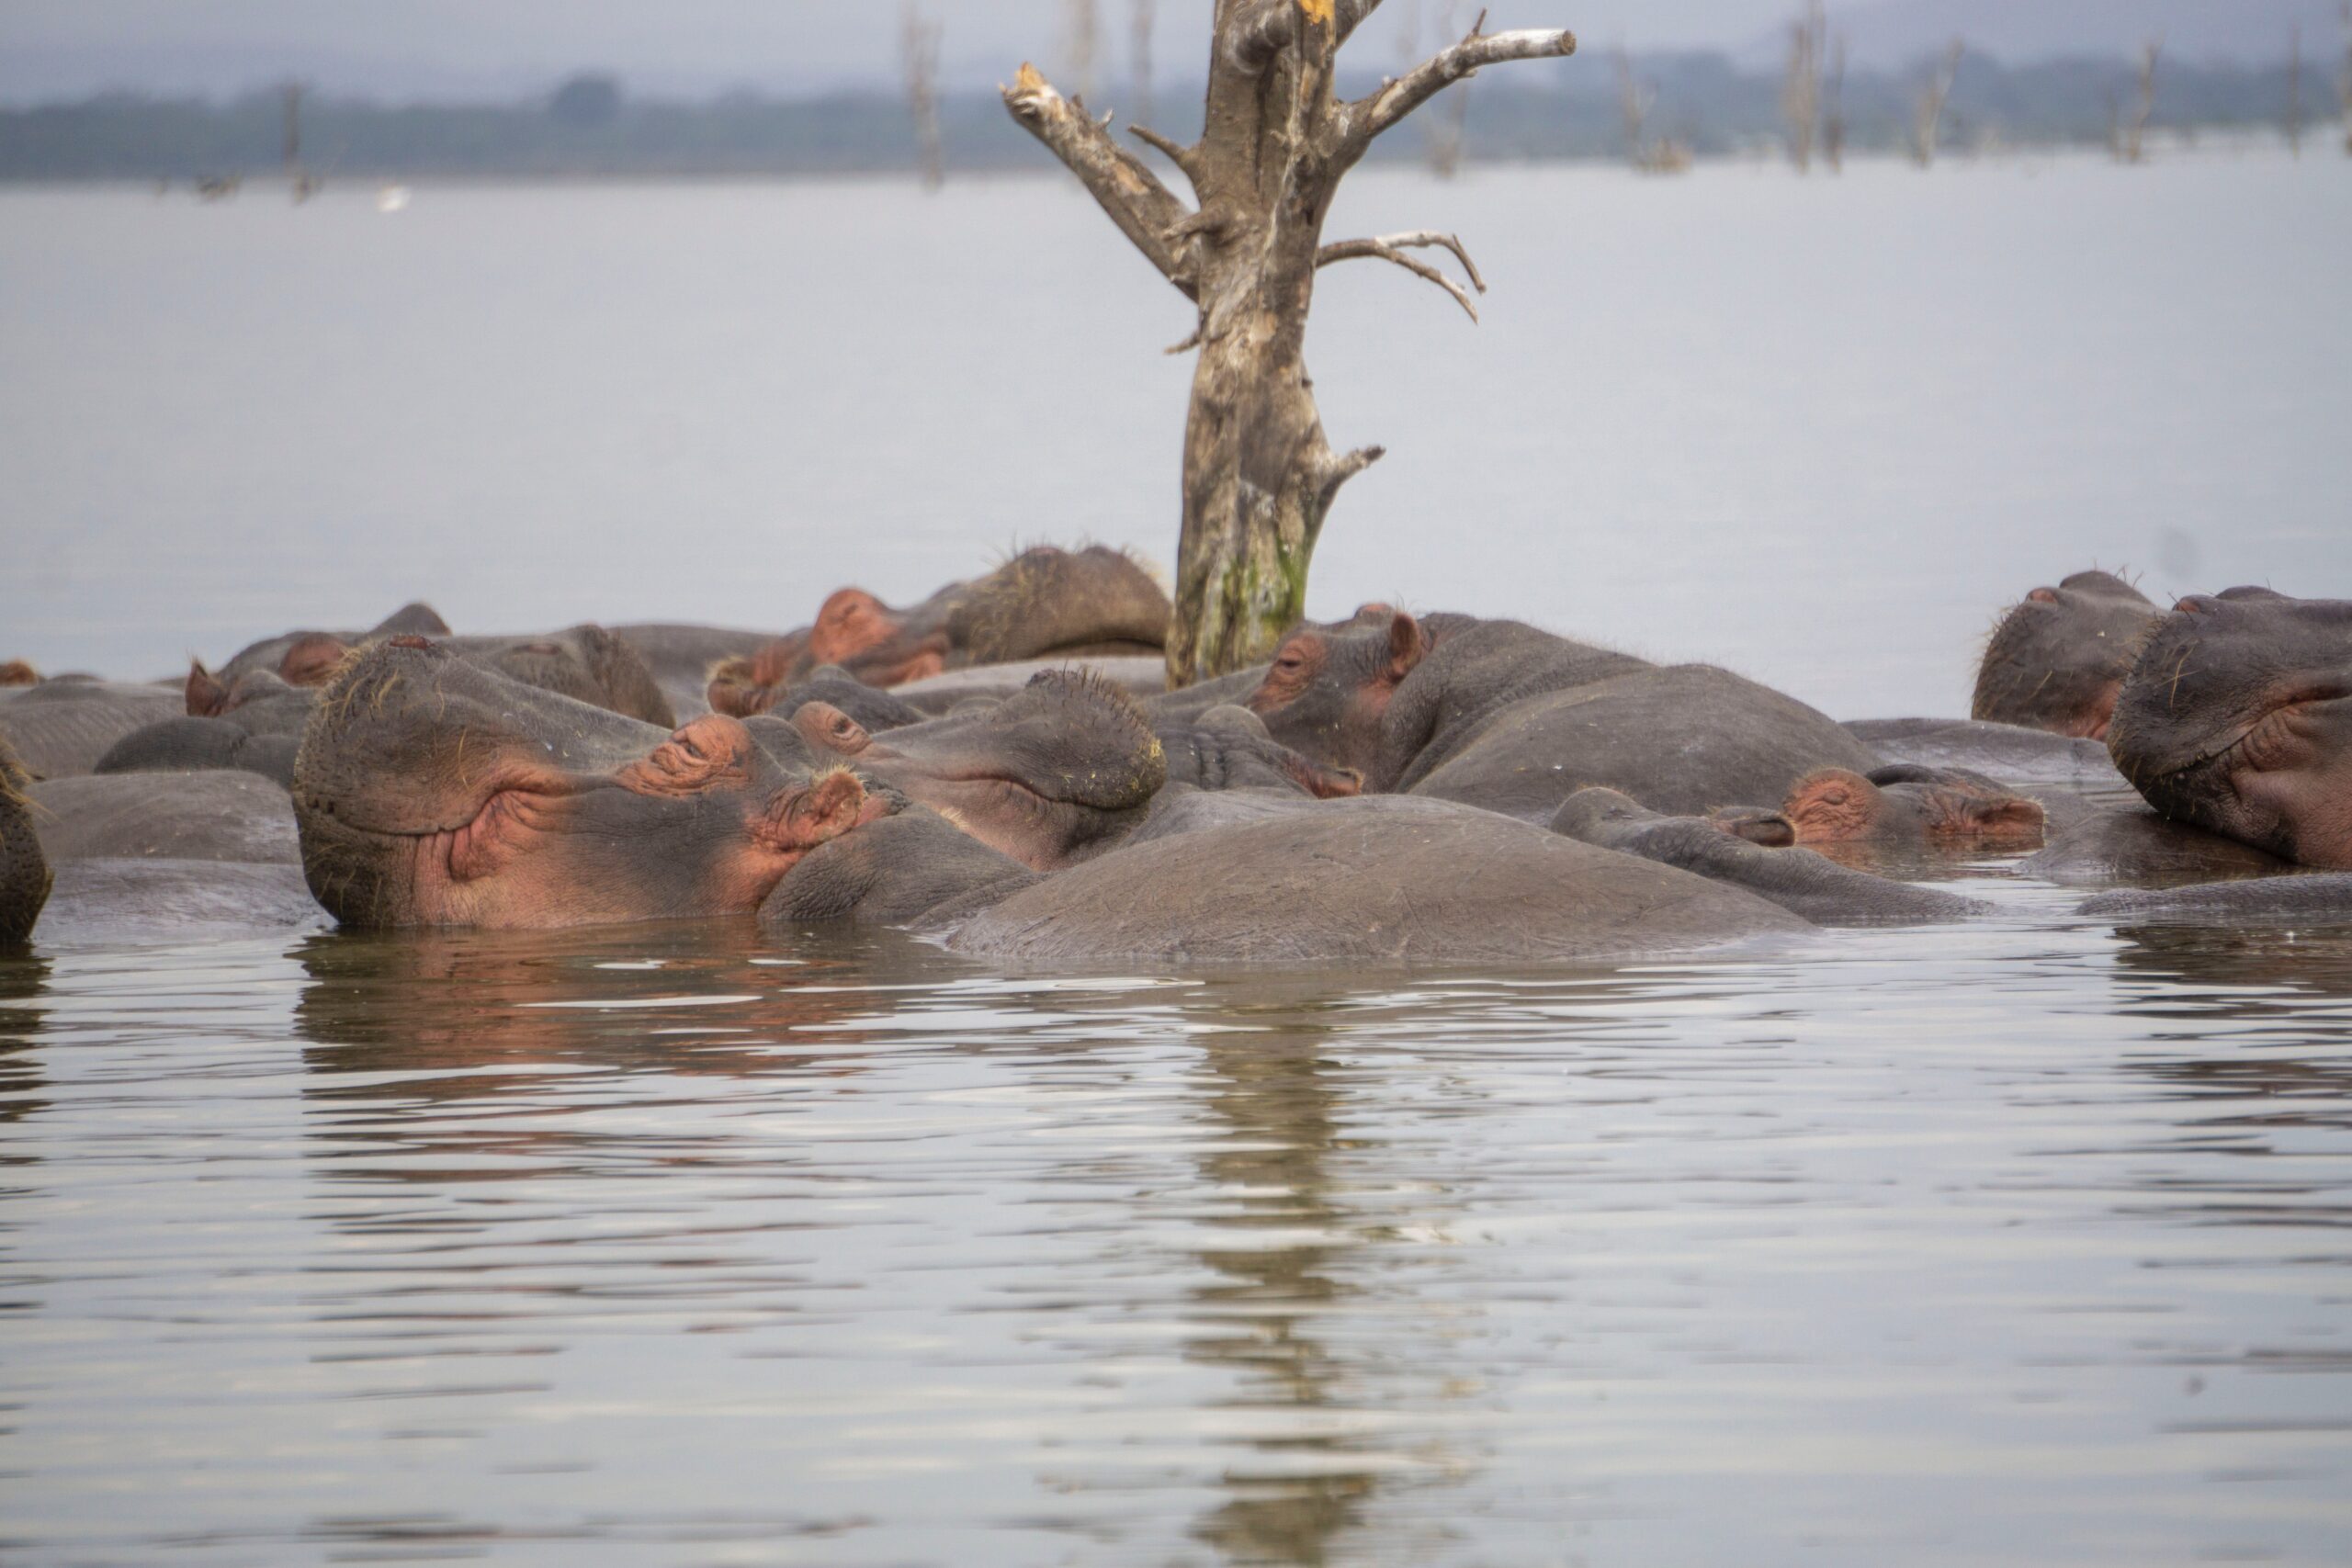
[944,545,1172,662]
[807,588,950,687]
[292,638,870,929]
[787,668,1167,870]
[1783,765,2047,850]
[467,625,676,728]
[1247,610,1429,779]
[187,662,316,733]
[1973,570,2159,739]
[2108,589,2352,869]
[0,736,51,947]
[0,660,39,688]
[1161,705,1363,798]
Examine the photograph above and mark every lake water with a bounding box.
[4,151,2352,1565]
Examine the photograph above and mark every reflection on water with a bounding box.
[4,913,2352,1564]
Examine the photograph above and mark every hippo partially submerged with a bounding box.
[1,736,51,946]
[292,639,871,929]
[1250,611,1880,821]
[1973,570,2160,739]
[2107,589,2352,869]
[764,792,1809,965]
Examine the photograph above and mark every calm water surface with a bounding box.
[5,894,2352,1564]
[4,151,2352,1564]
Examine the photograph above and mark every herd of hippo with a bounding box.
[3,547,2346,964]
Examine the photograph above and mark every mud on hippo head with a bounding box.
[292,638,870,929]
[2108,588,2352,869]
[1247,609,1431,779]
[1783,764,2046,850]
[786,667,1167,870]
[1973,570,2159,739]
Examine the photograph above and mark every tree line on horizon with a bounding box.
[0,49,2340,183]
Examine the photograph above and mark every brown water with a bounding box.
[6,887,2352,1565]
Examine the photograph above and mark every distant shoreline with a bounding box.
[2,54,2335,183]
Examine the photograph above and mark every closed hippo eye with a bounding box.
[790,702,870,756]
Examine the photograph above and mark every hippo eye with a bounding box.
[673,730,707,762]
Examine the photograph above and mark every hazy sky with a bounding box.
[0,0,2324,102]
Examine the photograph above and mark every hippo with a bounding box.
[1248,611,1880,821]
[2018,806,2301,888]
[1973,570,2160,739]
[2081,874,2352,925]
[1153,705,1362,799]
[1780,765,2047,853]
[1,660,40,688]
[216,602,452,684]
[1550,787,1987,925]
[216,615,673,727]
[1,736,51,946]
[763,791,1810,964]
[95,720,302,786]
[185,664,328,733]
[2107,588,2352,869]
[719,545,1175,697]
[0,677,186,780]
[33,860,326,948]
[291,638,872,929]
[1844,716,2132,798]
[707,658,931,731]
[30,772,300,865]
[778,669,1168,871]
[612,624,797,720]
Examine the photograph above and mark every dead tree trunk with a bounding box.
[2119,38,2161,164]
[1006,2,1577,684]
[2288,25,2304,157]
[1782,1,1825,173]
[902,5,945,190]
[1910,39,1962,166]
[1129,0,1157,132]
[2338,3,2351,155]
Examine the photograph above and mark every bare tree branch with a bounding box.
[1317,231,1487,321]
[1347,18,1576,148]
[1002,62,1199,298]
[1317,444,1387,511]
[1126,122,1198,176]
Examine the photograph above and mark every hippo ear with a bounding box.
[1288,757,1363,799]
[280,634,351,686]
[707,657,763,718]
[1384,612,1427,684]
[2026,587,2063,605]
[187,660,230,717]
[1952,792,2047,844]
[764,769,868,851]
[1783,768,1880,843]
[1708,806,1798,848]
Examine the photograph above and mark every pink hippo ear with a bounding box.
[1384,611,1427,685]
[2026,587,2063,605]
[762,769,868,852]
[186,660,230,717]
[1946,791,2047,847]
[1783,768,1881,843]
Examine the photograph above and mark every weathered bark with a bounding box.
[1005,0,1577,685]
